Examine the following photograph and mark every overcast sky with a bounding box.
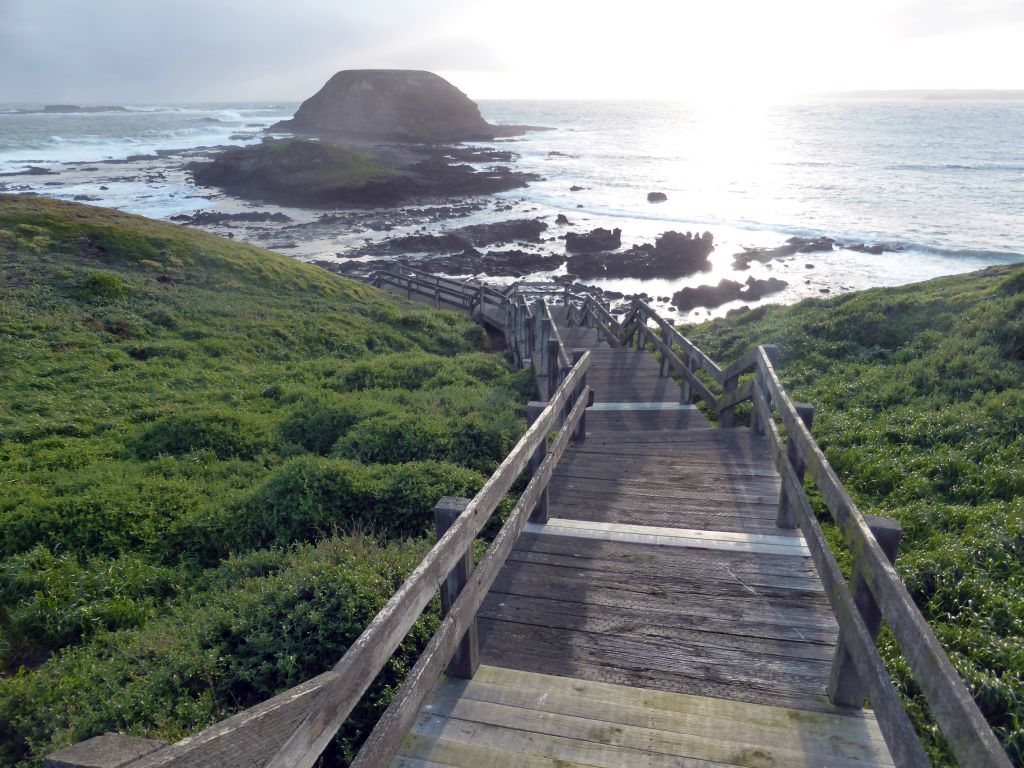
[2,0,1023,103]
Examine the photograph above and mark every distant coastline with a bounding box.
[818,88,1024,101]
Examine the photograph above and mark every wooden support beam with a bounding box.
[776,403,814,529]
[526,402,549,523]
[433,497,479,680]
[718,375,739,428]
[828,516,902,707]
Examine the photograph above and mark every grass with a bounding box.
[0,195,530,766]
[682,262,1024,765]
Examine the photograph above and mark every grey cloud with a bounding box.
[0,0,478,102]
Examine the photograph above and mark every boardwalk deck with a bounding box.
[392,305,895,766]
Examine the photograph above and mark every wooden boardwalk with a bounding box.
[392,306,895,766]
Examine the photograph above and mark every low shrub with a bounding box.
[130,411,267,460]
[233,456,485,549]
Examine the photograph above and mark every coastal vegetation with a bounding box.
[684,262,1024,765]
[0,196,529,766]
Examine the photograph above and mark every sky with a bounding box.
[1,0,1023,103]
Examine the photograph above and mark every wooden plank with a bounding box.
[348,386,593,768]
[474,665,884,735]
[486,571,837,634]
[477,623,837,712]
[480,592,837,646]
[758,347,1010,768]
[476,597,835,662]
[421,678,894,766]
[503,548,824,593]
[511,532,823,581]
[524,519,811,556]
[587,401,698,410]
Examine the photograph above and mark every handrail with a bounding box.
[542,300,572,372]
[563,294,1013,767]
[124,279,1008,768]
[754,349,1011,768]
[265,354,592,768]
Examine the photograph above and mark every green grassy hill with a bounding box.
[0,196,529,766]
[684,263,1024,765]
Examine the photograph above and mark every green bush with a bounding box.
[331,412,451,464]
[0,196,527,766]
[0,537,435,768]
[77,271,127,302]
[130,411,267,460]
[275,392,399,454]
[232,456,485,549]
[0,547,182,664]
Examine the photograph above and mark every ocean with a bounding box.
[1,98,1022,317]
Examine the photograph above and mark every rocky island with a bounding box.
[270,69,535,142]
[190,70,543,207]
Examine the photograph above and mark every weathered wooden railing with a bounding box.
[123,351,592,768]
[367,267,507,327]
[56,279,1010,767]
[566,294,1011,768]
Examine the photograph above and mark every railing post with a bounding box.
[572,350,588,441]
[750,380,763,436]
[719,373,740,428]
[525,403,549,523]
[433,286,440,309]
[432,496,479,679]
[547,338,560,400]
[681,353,694,403]
[776,403,815,528]
[659,327,671,377]
[533,299,544,354]
[540,316,552,377]
[636,320,647,351]
[827,516,903,707]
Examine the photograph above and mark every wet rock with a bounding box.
[845,242,897,255]
[565,227,621,254]
[738,276,788,301]
[566,230,713,279]
[456,218,547,246]
[170,211,293,225]
[647,191,668,202]
[672,279,744,311]
[570,185,585,192]
[733,236,836,269]
[0,165,56,177]
[555,213,570,225]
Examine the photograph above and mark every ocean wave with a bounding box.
[885,162,1024,172]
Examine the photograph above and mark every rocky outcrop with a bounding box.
[270,70,535,142]
[565,227,621,253]
[846,242,897,255]
[325,247,564,279]
[360,218,548,255]
[733,236,836,269]
[647,192,668,202]
[672,274,788,310]
[170,211,292,225]
[566,230,714,279]
[190,139,538,207]
[673,280,745,311]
